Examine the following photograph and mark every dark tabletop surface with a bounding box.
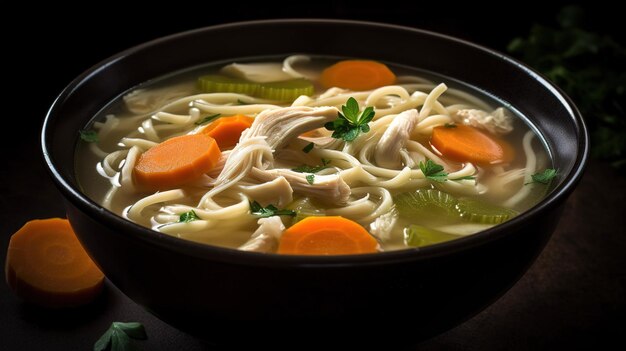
[2,150,625,350]
[2,4,625,350]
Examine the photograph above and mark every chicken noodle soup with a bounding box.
[76,55,553,255]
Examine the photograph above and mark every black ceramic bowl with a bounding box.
[42,20,587,342]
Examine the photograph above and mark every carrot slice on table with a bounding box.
[200,114,254,149]
[430,124,514,165]
[134,133,221,190]
[278,216,379,255]
[320,60,396,91]
[5,218,104,308]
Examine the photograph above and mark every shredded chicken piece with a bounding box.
[212,106,338,195]
[238,217,285,253]
[374,109,419,169]
[452,107,513,135]
[369,208,398,242]
[243,106,338,149]
[298,135,338,149]
[206,137,273,199]
[250,167,351,205]
[237,177,293,208]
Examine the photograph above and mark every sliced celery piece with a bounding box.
[404,225,461,247]
[455,198,518,224]
[198,75,314,102]
[197,75,260,95]
[393,189,458,220]
[257,78,314,101]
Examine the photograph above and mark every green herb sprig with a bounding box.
[419,159,448,183]
[292,159,331,185]
[250,201,296,218]
[302,142,315,153]
[305,174,315,185]
[178,210,200,223]
[419,159,475,182]
[195,113,221,126]
[526,168,558,185]
[94,322,147,351]
[80,129,99,143]
[325,97,375,142]
[292,158,331,173]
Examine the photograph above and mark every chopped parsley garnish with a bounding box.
[302,142,315,153]
[419,159,449,183]
[94,322,147,351]
[324,97,375,142]
[178,210,200,223]
[250,201,296,218]
[306,174,315,185]
[444,123,457,128]
[292,158,331,173]
[79,129,98,143]
[526,168,558,185]
[194,113,221,125]
[419,159,476,182]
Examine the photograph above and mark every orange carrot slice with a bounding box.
[431,125,514,165]
[5,218,104,308]
[320,60,396,91]
[278,216,379,255]
[200,114,254,149]
[134,133,221,190]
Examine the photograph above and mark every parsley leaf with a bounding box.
[79,129,98,143]
[324,97,375,142]
[526,168,558,185]
[419,159,449,183]
[342,96,361,123]
[302,142,314,153]
[249,201,296,218]
[292,158,331,173]
[444,123,457,128]
[195,113,221,126]
[418,159,475,182]
[94,322,147,351]
[178,210,200,223]
[306,174,315,185]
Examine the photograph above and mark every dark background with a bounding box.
[2,2,625,350]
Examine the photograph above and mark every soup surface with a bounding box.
[76,55,553,255]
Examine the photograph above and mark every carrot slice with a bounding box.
[5,218,104,308]
[278,216,379,255]
[200,114,254,149]
[431,125,514,165]
[320,60,396,91]
[134,133,221,190]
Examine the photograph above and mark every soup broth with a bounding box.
[76,55,552,254]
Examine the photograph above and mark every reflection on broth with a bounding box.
[76,55,552,255]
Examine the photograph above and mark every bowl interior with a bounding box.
[43,19,588,262]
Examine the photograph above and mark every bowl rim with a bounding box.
[41,18,589,267]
